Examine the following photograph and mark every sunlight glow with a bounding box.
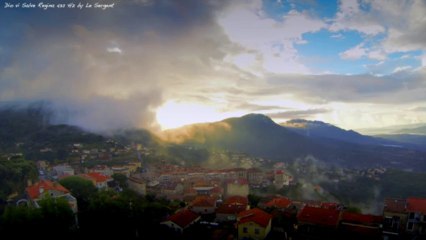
[156,101,239,130]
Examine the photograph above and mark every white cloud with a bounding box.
[330,0,385,35]
[107,47,122,54]
[339,43,366,60]
[217,0,325,74]
[392,65,412,73]
[334,0,426,63]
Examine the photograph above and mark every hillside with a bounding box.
[161,114,426,170]
[281,119,385,145]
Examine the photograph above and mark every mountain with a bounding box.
[0,106,106,160]
[281,119,384,145]
[161,114,321,160]
[376,134,426,151]
[162,114,426,170]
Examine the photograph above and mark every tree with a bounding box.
[59,176,97,211]
[1,197,74,237]
[112,173,128,189]
[248,194,262,207]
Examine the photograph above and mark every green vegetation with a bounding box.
[59,176,97,210]
[380,169,426,198]
[1,197,75,237]
[0,157,38,201]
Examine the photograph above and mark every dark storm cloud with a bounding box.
[0,0,230,131]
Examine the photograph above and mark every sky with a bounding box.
[0,0,425,131]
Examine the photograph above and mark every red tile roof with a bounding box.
[26,180,70,200]
[297,206,341,227]
[84,172,111,183]
[226,196,249,205]
[341,212,383,225]
[217,196,249,215]
[320,202,340,210]
[406,197,426,214]
[384,198,407,213]
[166,209,200,228]
[191,196,216,208]
[238,208,272,228]
[265,197,292,209]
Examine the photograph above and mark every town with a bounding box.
[1,138,425,240]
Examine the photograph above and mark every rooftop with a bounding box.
[238,208,272,228]
[165,209,200,228]
[26,180,70,200]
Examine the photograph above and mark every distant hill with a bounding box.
[0,106,106,160]
[281,119,385,145]
[161,114,426,170]
[376,134,426,151]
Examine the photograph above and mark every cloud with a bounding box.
[333,0,426,61]
[330,0,385,35]
[0,0,232,132]
[339,43,366,60]
[267,108,330,119]
[411,107,426,112]
[261,68,426,104]
[217,0,326,74]
[392,66,412,73]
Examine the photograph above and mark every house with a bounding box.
[81,172,112,190]
[247,168,263,186]
[189,196,217,215]
[160,182,184,200]
[161,209,200,233]
[263,197,292,210]
[383,198,408,236]
[111,166,130,177]
[405,197,426,235]
[237,208,272,240]
[273,170,291,188]
[127,176,146,195]
[297,205,341,234]
[226,179,249,197]
[26,180,78,213]
[52,164,75,179]
[340,211,383,238]
[216,196,250,222]
[90,165,113,176]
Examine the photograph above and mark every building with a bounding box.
[247,168,264,186]
[237,208,272,240]
[26,180,78,213]
[340,211,383,238]
[189,196,217,215]
[90,165,113,176]
[263,197,292,210]
[405,197,426,235]
[81,172,112,190]
[273,170,291,188]
[297,205,341,235]
[161,209,200,233]
[383,198,408,236]
[52,164,75,179]
[111,166,130,177]
[226,179,249,197]
[127,176,146,195]
[216,196,250,222]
